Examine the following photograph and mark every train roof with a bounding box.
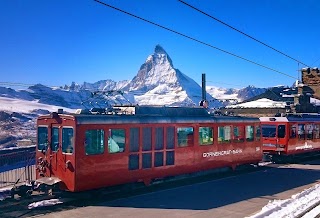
[260,114,320,122]
[41,106,259,125]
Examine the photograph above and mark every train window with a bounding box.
[154,152,164,167]
[108,129,125,153]
[246,126,254,141]
[51,127,59,152]
[277,125,286,138]
[142,153,152,169]
[255,126,261,141]
[290,125,297,138]
[155,127,164,150]
[314,124,320,139]
[218,126,231,143]
[233,126,244,143]
[261,125,276,137]
[298,124,305,140]
[199,127,213,146]
[85,129,104,155]
[130,128,139,152]
[129,154,139,170]
[177,127,194,147]
[306,124,313,140]
[142,127,152,151]
[62,127,74,154]
[166,151,175,165]
[38,126,48,151]
[166,127,174,149]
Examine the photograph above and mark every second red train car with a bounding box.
[260,114,320,162]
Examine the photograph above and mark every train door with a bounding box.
[261,123,277,151]
[277,124,287,147]
[61,126,74,170]
[261,122,287,152]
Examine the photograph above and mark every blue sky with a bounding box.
[1,0,320,89]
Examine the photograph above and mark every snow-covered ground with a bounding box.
[0,186,12,201]
[1,180,319,216]
[0,96,74,114]
[247,183,320,217]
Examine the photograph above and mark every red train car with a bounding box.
[36,106,262,192]
[260,114,320,161]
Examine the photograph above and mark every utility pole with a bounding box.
[202,73,206,101]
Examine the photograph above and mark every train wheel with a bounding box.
[143,178,151,186]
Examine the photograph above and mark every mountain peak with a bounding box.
[154,44,167,54]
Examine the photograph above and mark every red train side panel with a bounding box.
[36,106,262,192]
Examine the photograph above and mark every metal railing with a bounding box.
[0,149,36,188]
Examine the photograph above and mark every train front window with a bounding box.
[199,127,213,146]
[51,127,59,152]
[38,126,48,151]
[62,127,74,154]
[109,129,125,153]
[255,125,261,141]
[277,125,286,138]
[85,129,104,155]
[261,125,276,137]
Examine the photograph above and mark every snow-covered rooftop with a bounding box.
[226,98,286,109]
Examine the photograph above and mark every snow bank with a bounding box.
[247,183,320,218]
[28,198,64,209]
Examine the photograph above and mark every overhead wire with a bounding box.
[93,0,298,80]
[178,0,310,68]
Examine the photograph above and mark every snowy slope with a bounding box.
[0,96,74,114]
[206,85,266,103]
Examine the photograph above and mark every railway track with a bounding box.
[1,162,267,218]
[1,157,319,218]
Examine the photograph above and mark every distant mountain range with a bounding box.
[0,45,266,111]
[0,45,271,149]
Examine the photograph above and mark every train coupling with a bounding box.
[10,177,62,199]
[10,180,38,198]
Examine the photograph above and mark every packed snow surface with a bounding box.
[247,183,320,218]
[0,96,74,113]
[28,198,64,209]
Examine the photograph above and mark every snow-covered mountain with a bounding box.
[0,45,267,148]
[207,85,266,103]
[122,45,218,106]
[0,45,266,110]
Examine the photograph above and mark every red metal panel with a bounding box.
[37,113,263,192]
